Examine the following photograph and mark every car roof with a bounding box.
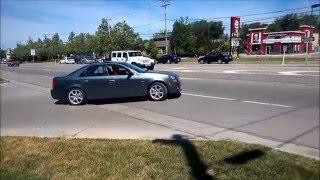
[89,61,127,66]
[111,50,141,53]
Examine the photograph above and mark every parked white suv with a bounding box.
[111,50,155,70]
[60,57,75,64]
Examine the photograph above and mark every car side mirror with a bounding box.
[127,71,134,79]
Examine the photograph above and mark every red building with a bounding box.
[246,25,317,55]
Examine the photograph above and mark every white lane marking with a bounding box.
[223,70,237,73]
[182,92,237,101]
[242,100,292,108]
[180,77,203,80]
[182,92,292,108]
[278,71,319,76]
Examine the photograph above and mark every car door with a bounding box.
[78,65,116,100]
[210,53,218,63]
[106,64,146,98]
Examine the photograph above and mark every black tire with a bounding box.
[147,65,154,70]
[199,59,205,64]
[225,61,229,64]
[218,59,222,64]
[67,88,86,105]
[148,82,168,101]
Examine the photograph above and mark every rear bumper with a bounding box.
[51,89,65,100]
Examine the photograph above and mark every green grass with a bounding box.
[0,78,7,84]
[1,136,319,179]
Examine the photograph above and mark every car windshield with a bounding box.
[128,52,142,57]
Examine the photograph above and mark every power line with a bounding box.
[170,6,310,22]
[242,10,313,24]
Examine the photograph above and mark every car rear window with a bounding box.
[80,65,106,77]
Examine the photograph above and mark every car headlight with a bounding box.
[169,75,178,81]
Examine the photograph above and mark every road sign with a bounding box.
[301,37,314,43]
[231,38,240,47]
[30,49,36,56]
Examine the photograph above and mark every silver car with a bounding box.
[51,62,181,105]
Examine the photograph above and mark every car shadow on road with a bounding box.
[54,93,181,105]
[153,134,214,180]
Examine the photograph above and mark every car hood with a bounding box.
[144,70,179,78]
[129,56,154,61]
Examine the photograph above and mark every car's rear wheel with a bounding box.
[225,61,229,64]
[199,59,205,64]
[67,88,86,105]
[149,82,168,101]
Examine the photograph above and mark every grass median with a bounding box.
[1,136,319,179]
[0,78,7,84]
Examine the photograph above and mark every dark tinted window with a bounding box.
[117,53,121,58]
[123,53,128,58]
[80,65,106,77]
[107,64,130,76]
[112,53,116,57]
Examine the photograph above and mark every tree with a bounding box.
[146,40,158,59]
[0,49,6,59]
[170,17,196,56]
[267,13,320,32]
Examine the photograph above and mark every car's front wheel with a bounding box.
[147,65,154,70]
[218,59,222,64]
[149,82,168,101]
[67,88,86,105]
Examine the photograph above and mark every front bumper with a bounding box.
[168,79,182,94]
[135,62,155,68]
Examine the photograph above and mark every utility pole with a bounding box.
[311,4,320,15]
[162,0,170,55]
[106,18,112,36]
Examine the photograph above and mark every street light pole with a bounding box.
[162,0,170,55]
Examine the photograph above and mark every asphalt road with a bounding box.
[1,62,319,157]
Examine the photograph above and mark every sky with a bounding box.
[1,0,319,49]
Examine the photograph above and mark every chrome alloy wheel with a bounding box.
[68,89,84,105]
[149,84,165,100]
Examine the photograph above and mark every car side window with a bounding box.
[123,53,128,58]
[117,53,121,58]
[112,53,116,57]
[80,65,107,77]
[107,64,131,76]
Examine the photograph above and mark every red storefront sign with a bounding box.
[230,17,240,38]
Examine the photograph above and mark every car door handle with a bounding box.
[108,80,116,83]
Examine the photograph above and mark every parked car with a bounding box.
[60,57,75,64]
[51,62,181,105]
[79,57,96,64]
[198,52,232,64]
[111,50,155,70]
[156,55,180,64]
[6,58,20,67]
[1,58,7,64]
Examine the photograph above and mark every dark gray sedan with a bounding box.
[51,62,181,105]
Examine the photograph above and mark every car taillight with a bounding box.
[52,77,57,89]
